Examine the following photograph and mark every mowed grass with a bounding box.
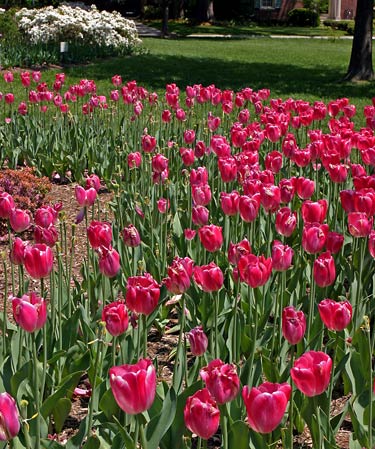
[145,19,346,37]
[5,37,374,123]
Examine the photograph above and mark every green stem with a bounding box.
[3,260,8,356]
[112,335,117,367]
[247,287,258,386]
[139,415,148,449]
[312,396,322,449]
[289,346,295,448]
[307,255,316,348]
[326,331,339,421]
[143,314,148,359]
[220,405,228,449]
[367,320,373,449]
[173,295,186,393]
[214,291,218,359]
[87,325,104,438]
[32,334,41,449]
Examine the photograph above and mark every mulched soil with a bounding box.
[0,181,353,448]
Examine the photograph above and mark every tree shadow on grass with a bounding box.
[65,51,373,101]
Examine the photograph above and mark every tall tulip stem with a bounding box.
[220,404,228,449]
[289,346,295,448]
[32,333,41,449]
[307,256,316,348]
[3,259,7,356]
[138,415,148,449]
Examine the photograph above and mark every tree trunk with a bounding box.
[344,0,374,81]
[162,1,169,36]
[196,0,215,22]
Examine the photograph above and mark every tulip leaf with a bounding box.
[83,435,100,449]
[146,386,177,449]
[53,398,72,433]
[41,370,84,418]
[228,420,249,449]
[10,360,33,399]
[40,440,65,449]
[248,428,268,449]
[99,388,120,421]
[112,415,135,449]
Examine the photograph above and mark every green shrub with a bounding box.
[0,8,21,42]
[323,19,354,34]
[288,8,320,27]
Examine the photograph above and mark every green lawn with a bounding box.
[61,38,373,111]
[145,19,346,37]
[4,37,373,121]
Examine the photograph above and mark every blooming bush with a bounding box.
[15,4,141,49]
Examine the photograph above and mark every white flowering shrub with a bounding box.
[15,4,141,50]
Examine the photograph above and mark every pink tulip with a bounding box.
[184,388,220,440]
[193,262,224,292]
[0,392,20,441]
[122,224,141,247]
[282,306,306,345]
[242,382,291,433]
[87,221,112,249]
[272,240,293,271]
[318,299,352,331]
[24,243,54,279]
[98,246,120,278]
[102,301,129,336]
[200,359,240,404]
[12,292,47,333]
[291,351,332,397]
[163,256,194,294]
[126,273,160,315]
[0,192,15,219]
[238,254,272,288]
[198,225,223,252]
[186,326,208,356]
[9,209,31,233]
[75,186,97,207]
[109,359,156,414]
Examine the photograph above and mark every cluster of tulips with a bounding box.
[1,70,375,449]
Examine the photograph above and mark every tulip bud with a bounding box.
[186,326,208,356]
[122,224,141,247]
[272,240,293,271]
[282,306,306,345]
[184,388,220,440]
[0,392,20,441]
[9,237,28,265]
[75,186,97,207]
[0,192,15,219]
[110,359,156,414]
[98,246,120,278]
[313,251,336,288]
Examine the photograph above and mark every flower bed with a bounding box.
[0,72,374,448]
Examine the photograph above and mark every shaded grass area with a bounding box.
[145,19,346,37]
[62,38,373,104]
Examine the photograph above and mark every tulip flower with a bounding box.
[200,359,240,404]
[184,388,220,440]
[102,301,129,336]
[220,191,239,216]
[186,326,208,356]
[282,306,306,345]
[260,184,281,213]
[190,167,208,186]
[109,359,156,414]
[295,177,315,200]
[275,207,297,237]
[97,246,120,278]
[239,194,261,223]
[163,256,194,294]
[12,292,47,333]
[157,198,169,214]
[87,221,112,249]
[85,174,101,191]
[279,178,296,204]
[291,350,332,397]
[238,253,272,288]
[9,208,31,233]
[0,392,20,441]
[218,157,237,182]
[75,186,97,207]
[313,251,336,288]
[265,150,283,174]
[326,231,344,254]
[369,229,375,258]
[141,134,157,153]
[122,224,141,247]
[24,243,54,279]
[34,224,58,247]
[192,205,209,226]
[228,238,252,265]
[34,205,58,228]
[301,199,328,224]
[126,273,160,315]
[242,382,291,433]
[128,152,142,169]
[318,299,352,331]
[302,222,329,254]
[348,212,373,237]
[272,240,293,271]
[0,192,15,219]
[193,262,224,292]
[152,153,168,173]
[9,237,28,265]
[192,184,212,206]
[198,225,223,252]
